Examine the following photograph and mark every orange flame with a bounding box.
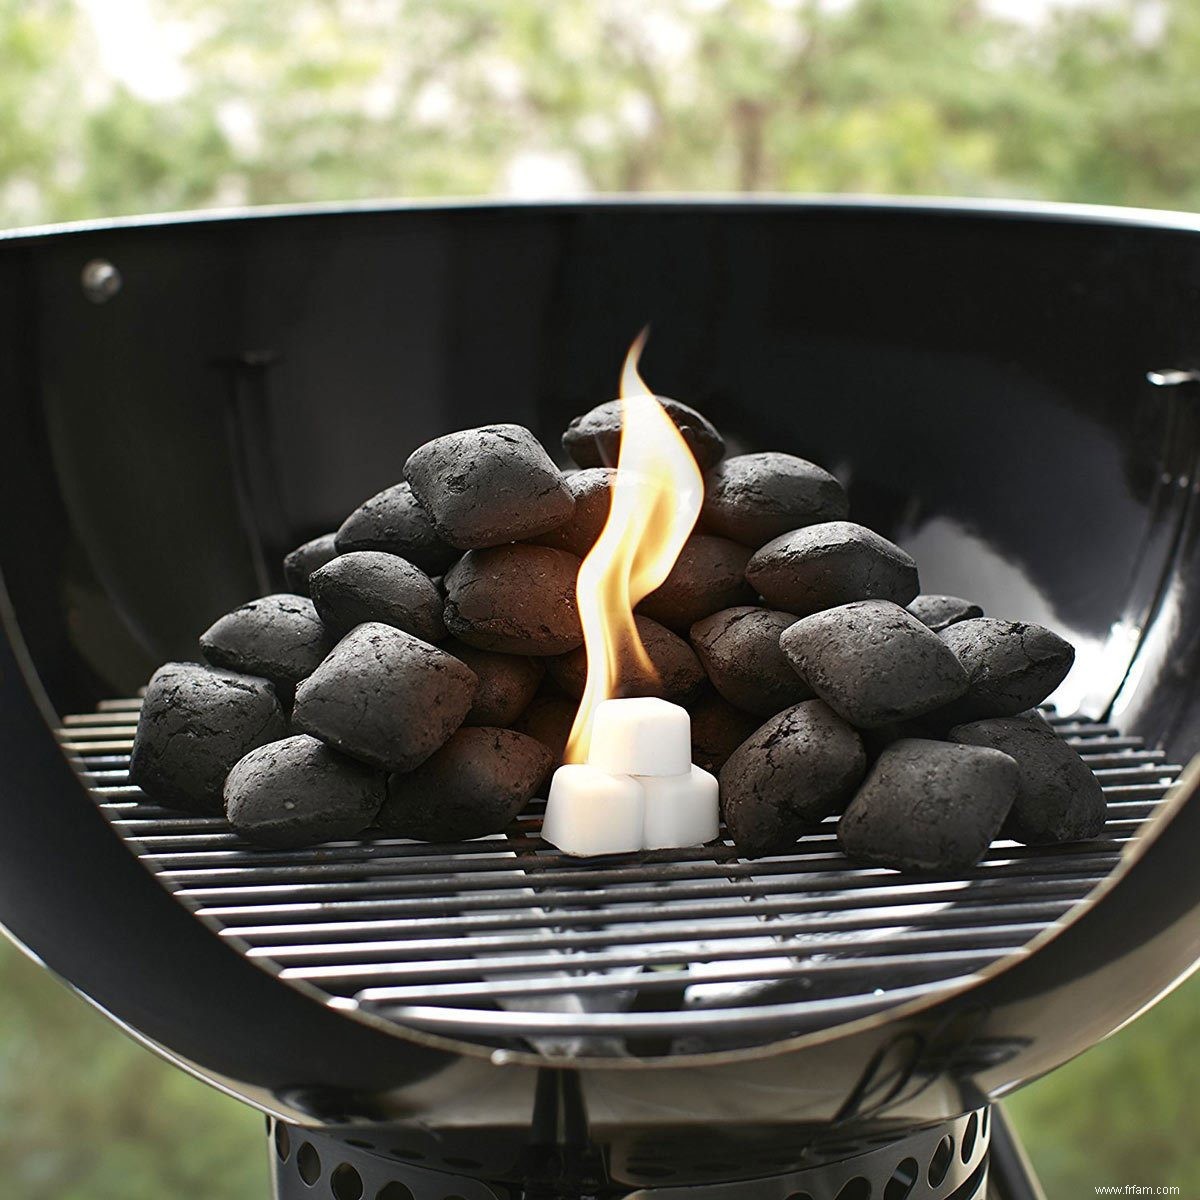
[564,330,704,763]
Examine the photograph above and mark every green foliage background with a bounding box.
[7,0,1200,227]
[2,1,1198,1196]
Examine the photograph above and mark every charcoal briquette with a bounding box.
[689,686,760,773]
[129,662,287,814]
[512,694,578,772]
[443,544,583,655]
[780,599,968,728]
[719,700,866,856]
[292,622,477,772]
[224,734,385,849]
[335,481,459,574]
[405,423,574,549]
[283,533,339,596]
[377,727,551,842]
[747,521,919,615]
[637,535,754,630]
[690,606,814,716]
[200,594,334,688]
[858,718,942,762]
[548,615,705,702]
[562,396,725,471]
[700,452,849,546]
[838,738,1019,872]
[939,618,1075,721]
[907,593,984,632]
[949,712,1107,844]
[445,640,545,726]
[530,467,615,557]
[310,550,445,643]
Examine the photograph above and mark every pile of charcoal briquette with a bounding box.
[129,397,1106,873]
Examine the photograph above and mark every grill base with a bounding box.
[269,1107,992,1198]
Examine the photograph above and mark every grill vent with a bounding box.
[61,703,1175,1057]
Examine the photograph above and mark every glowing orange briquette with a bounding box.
[564,332,704,763]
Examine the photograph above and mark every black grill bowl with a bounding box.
[2,199,1199,1193]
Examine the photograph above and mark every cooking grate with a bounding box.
[59,702,1175,1057]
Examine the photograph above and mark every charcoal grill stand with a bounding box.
[268,1106,1015,1198]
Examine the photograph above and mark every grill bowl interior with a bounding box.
[2,199,1199,1136]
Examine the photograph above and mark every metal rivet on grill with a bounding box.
[80,258,122,303]
[1146,366,1200,386]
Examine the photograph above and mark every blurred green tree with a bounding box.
[1007,967,1200,1191]
[0,0,81,224]
[0,940,265,1200]
[4,0,1200,226]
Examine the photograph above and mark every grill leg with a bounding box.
[986,1103,1047,1200]
[521,1069,607,1198]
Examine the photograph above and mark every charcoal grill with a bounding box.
[2,197,1200,1199]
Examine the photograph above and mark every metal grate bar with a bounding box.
[136,832,1144,879]
[198,871,1112,925]
[218,895,1079,943]
[356,956,1008,1005]
[60,703,1175,1056]
[155,848,1135,903]
[252,912,1064,965]
[279,942,1024,989]
[1076,750,1167,768]
[160,848,1133,907]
